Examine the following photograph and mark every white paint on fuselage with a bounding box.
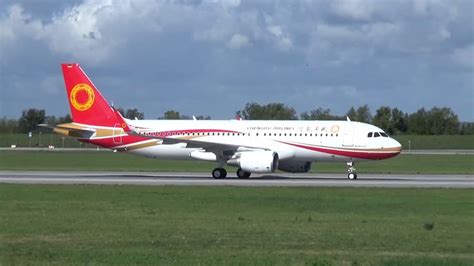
[125,119,402,163]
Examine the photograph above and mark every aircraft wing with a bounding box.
[129,131,267,156]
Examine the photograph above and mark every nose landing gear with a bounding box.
[346,162,357,180]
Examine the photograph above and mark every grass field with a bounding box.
[0,184,472,265]
[0,150,473,174]
[1,133,474,149]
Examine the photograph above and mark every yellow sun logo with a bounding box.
[70,83,95,111]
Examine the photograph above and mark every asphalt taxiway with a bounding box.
[0,171,472,188]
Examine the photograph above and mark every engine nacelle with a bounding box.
[228,151,279,173]
[278,160,312,173]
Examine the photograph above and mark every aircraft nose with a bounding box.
[391,138,402,154]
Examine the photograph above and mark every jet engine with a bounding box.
[228,151,279,173]
[278,160,312,173]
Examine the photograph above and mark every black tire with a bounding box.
[236,168,251,179]
[348,172,357,180]
[212,168,227,179]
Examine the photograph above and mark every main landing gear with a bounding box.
[211,168,251,179]
[236,168,251,179]
[212,168,227,179]
[346,162,357,180]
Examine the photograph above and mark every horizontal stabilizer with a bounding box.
[42,123,95,139]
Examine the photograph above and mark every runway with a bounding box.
[0,171,472,188]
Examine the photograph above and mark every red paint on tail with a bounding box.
[61,63,126,128]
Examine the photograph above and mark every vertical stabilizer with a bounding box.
[61,63,123,127]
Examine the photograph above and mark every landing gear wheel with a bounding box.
[348,172,357,180]
[236,168,251,179]
[212,168,227,179]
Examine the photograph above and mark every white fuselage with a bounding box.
[110,119,401,163]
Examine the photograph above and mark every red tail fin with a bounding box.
[61,63,124,127]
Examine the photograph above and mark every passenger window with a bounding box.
[374,132,380,137]
[368,132,373,137]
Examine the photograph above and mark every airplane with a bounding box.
[46,63,402,180]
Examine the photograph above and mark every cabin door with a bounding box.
[342,124,354,147]
[113,123,123,145]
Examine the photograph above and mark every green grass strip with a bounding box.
[0,185,472,265]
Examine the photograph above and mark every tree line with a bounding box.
[1,104,473,135]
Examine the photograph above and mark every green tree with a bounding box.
[44,114,72,125]
[116,108,144,120]
[426,107,459,134]
[346,107,357,121]
[236,103,297,120]
[125,108,145,120]
[161,110,181,119]
[44,115,58,126]
[391,108,407,134]
[18,108,45,133]
[407,108,428,134]
[356,105,372,123]
[58,114,72,124]
[407,107,460,135]
[300,108,344,120]
[373,106,392,133]
[346,105,372,123]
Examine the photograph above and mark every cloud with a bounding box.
[0,0,473,121]
[0,5,43,46]
[330,0,375,20]
[227,33,250,49]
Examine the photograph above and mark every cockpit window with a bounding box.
[380,132,388,137]
[367,132,373,137]
[374,132,380,137]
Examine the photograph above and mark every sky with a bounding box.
[0,0,473,121]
